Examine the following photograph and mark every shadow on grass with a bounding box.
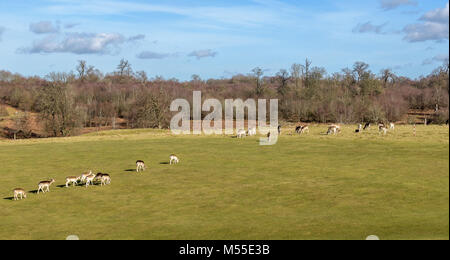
[28,190,39,194]
[3,197,14,201]
[124,169,135,172]
[159,162,169,165]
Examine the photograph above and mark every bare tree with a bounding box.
[76,60,87,82]
[252,67,264,95]
[380,68,396,87]
[116,59,133,80]
[38,79,79,137]
[353,61,369,82]
[291,63,304,89]
[276,69,290,96]
[136,70,148,85]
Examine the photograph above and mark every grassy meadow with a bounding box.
[0,124,448,240]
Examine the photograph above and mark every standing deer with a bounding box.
[136,160,146,172]
[13,188,27,200]
[170,154,179,165]
[95,173,111,186]
[363,122,371,130]
[65,176,80,187]
[85,173,96,187]
[379,124,388,135]
[237,129,246,138]
[389,122,395,130]
[37,179,55,194]
[80,170,93,184]
[247,127,257,136]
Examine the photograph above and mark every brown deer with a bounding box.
[13,188,27,200]
[37,179,55,194]
[65,176,80,187]
[136,160,146,172]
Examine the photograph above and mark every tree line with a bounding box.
[0,58,448,138]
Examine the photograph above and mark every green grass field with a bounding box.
[0,125,448,240]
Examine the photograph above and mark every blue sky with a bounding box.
[0,0,448,80]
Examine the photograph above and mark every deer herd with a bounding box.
[11,121,397,201]
[235,121,395,139]
[11,155,180,201]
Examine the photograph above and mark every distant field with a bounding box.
[0,125,448,240]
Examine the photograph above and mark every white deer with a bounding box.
[327,125,341,135]
[247,127,257,136]
[37,179,55,194]
[389,122,395,130]
[13,188,27,200]
[170,154,180,165]
[237,129,246,138]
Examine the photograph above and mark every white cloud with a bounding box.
[128,34,145,42]
[29,21,59,34]
[352,21,387,34]
[64,23,80,29]
[420,2,449,24]
[136,51,174,59]
[422,54,449,65]
[19,32,126,54]
[403,2,449,42]
[403,22,449,42]
[379,0,417,11]
[188,49,217,59]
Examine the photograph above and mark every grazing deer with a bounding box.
[389,122,395,130]
[37,179,55,194]
[296,125,309,134]
[136,160,146,172]
[80,170,93,183]
[237,129,246,138]
[355,124,362,133]
[327,125,341,135]
[363,122,371,130]
[170,154,179,165]
[247,127,257,136]
[13,188,27,200]
[85,173,96,187]
[95,173,111,186]
[300,125,309,134]
[379,124,388,135]
[65,176,80,187]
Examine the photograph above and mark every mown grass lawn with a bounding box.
[0,125,448,240]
